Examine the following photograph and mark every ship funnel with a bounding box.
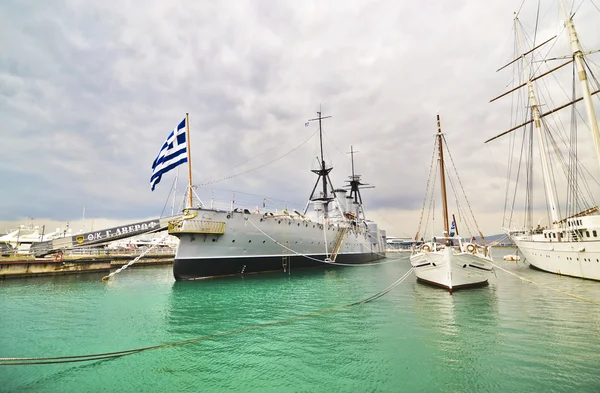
[333,189,348,213]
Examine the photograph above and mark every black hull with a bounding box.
[173,253,385,281]
[416,277,489,293]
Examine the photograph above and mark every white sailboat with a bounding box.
[410,115,494,292]
[486,0,600,281]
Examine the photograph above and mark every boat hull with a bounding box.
[410,247,492,292]
[174,252,384,280]
[171,208,386,280]
[511,236,600,281]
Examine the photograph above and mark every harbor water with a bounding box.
[1,251,599,392]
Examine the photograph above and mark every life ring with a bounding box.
[54,251,63,263]
[421,244,431,252]
[466,244,476,253]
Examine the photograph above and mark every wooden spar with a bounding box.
[496,35,556,72]
[490,59,573,103]
[436,114,450,240]
[485,88,600,143]
[185,113,193,209]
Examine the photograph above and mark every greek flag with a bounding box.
[449,217,456,237]
[150,118,188,191]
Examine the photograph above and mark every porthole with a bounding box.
[248,240,251,243]
[232,239,236,243]
[263,240,266,243]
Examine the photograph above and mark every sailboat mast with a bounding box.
[436,114,450,237]
[185,112,193,209]
[515,16,560,226]
[559,0,600,170]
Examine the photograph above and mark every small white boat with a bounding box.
[410,115,494,292]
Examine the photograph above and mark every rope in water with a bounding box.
[488,260,600,306]
[101,233,171,281]
[0,268,414,366]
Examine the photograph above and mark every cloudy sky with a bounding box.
[1,0,599,238]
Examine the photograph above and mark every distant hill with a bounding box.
[475,233,514,246]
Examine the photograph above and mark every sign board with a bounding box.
[71,219,161,247]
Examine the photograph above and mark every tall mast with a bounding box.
[345,145,373,221]
[436,114,450,237]
[305,110,333,218]
[559,0,600,170]
[185,112,193,209]
[515,16,560,226]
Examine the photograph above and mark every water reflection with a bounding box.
[410,280,501,389]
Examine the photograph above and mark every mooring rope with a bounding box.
[0,268,414,366]
[101,233,171,281]
[246,217,390,266]
[488,260,600,306]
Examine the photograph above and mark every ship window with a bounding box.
[594,230,597,237]
[262,240,266,243]
[232,240,235,243]
[553,233,556,238]
[586,231,590,237]
[248,240,251,243]
[544,233,547,238]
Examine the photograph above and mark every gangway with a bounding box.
[30,215,183,256]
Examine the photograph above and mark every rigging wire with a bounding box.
[196,130,319,187]
[414,137,438,240]
[0,268,414,366]
[441,135,485,238]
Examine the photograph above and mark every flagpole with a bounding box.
[186,112,193,209]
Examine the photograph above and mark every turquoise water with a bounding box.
[1,251,600,392]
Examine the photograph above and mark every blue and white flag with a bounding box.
[449,217,456,237]
[150,118,188,191]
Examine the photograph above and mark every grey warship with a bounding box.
[168,111,387,280]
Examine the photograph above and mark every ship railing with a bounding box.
[189,191,305,216]
[168,219,226,235]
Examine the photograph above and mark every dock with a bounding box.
[0,249,174,279]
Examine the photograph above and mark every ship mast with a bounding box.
[515,16,561,226]
[559,0,600,171]
[436,114,450,240]
[305,110,334,219]
[345,146,373,221]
